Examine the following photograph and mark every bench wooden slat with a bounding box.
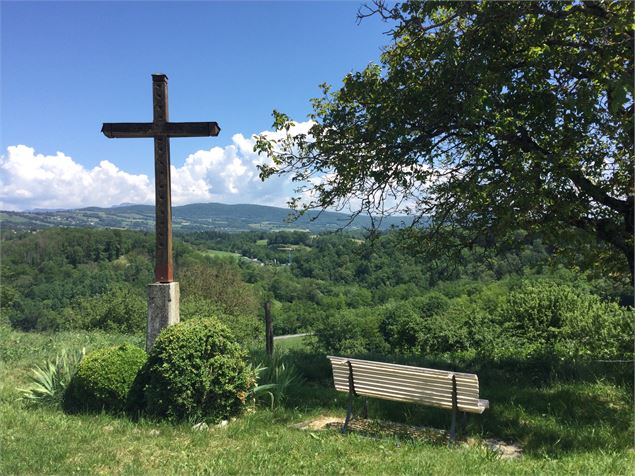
[332,370,480,403]
[331,365,480,399]
[333,365,480,393]
[333,371,479,402]
[352,363,478,385]
[357,388,486,413]
[330,359,479,387]
[351,382,480,408]
[329,356,478,380]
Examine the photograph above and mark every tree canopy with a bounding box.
[255,0,634,278]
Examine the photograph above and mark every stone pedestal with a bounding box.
[147,282,180,350]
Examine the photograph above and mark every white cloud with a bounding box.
[0,145,154,210]
[0,121,314,211]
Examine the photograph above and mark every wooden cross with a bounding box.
[102,74,220,282]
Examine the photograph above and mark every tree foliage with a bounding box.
[255,0,634,278]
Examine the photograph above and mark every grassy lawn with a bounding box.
[1,326,633,475]
[274,334,316,352]
[199,249,242,259]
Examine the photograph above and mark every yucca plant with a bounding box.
[248,363,277,410]
[18,348,85,406]
[251,353,304,409]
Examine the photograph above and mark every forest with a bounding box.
[2,226,632,365]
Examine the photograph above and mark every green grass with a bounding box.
[274,334,316,352]
[199,249,241,259]
[1,325,633,475]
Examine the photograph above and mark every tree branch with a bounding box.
[510,128,629,214]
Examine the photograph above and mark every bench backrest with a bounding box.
[327,356,487,414]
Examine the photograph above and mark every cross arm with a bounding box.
[102,122,221,138]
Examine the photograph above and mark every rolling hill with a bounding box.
[0,202,412,233]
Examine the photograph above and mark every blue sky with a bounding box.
[1,1,391,210]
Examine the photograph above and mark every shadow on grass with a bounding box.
[276,350,634,456]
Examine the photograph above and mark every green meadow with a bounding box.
[2,327,633,475]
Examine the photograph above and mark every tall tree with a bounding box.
[255,0,634,279]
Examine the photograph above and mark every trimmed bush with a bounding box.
[141,318,256,422]
[63,343,147,413]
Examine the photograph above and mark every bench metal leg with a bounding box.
[342,391,354,433]
[362,397,368,419]
[341,361,356,434]
[460,411,468,438]
[449,375,458,443]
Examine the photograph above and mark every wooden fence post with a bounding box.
[264,301,273,356]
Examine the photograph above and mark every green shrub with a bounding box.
[63,344,147,413]
[379,302,423,354]
[180,296,262,346]
[491,281,634,360]
[67,288,146,333]
[416,299,481,354]
[409,292,451,318]
[141,318,256,422]
[283,349,332,384]
[380,295,472,355]
[314,308,389,355]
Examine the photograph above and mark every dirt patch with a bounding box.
[290,416,343,430]
[291,416,522,459]
[479,438,523,459]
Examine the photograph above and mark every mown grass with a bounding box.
[1,326,633,475]
[274,334,316,352]
[200,249,242,259]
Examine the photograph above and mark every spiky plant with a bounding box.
[252,353,304,409]
[18,348,85,406]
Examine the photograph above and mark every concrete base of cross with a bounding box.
[147,282,180,350]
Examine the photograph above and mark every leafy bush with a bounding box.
[314,308,389,355]
[180,296,262,346]
[77,288,147,333]
[416,299,477,354]
[63,344,147,413]
[380,294,467,355]
[283,349,332,384]
[379,302,423,354]
[140,318,256,422]
[18,348,85,406]
[409,292,451,318]
[490,282,634,360]
[178,261,259,317]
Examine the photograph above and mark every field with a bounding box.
[199,249,242,259]
[1,326,633,475]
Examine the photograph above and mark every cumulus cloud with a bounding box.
[0,146,154,210]
[0,121,314,211]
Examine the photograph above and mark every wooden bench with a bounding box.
[327,356,489,440]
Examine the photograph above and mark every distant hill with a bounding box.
[0,202,413,233]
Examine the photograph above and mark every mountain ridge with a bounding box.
[1,202,413,233]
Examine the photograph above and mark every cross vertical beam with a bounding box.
[101,74,220,349]
[152,74,173,282]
